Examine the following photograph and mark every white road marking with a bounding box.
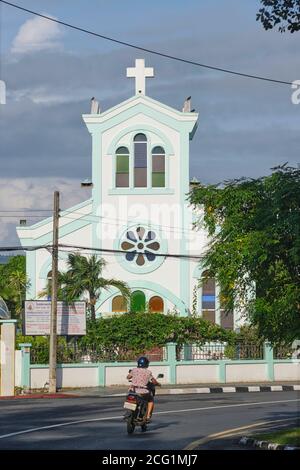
[154,398,300,416]
[0,398,299,440]
[271,386,283,391]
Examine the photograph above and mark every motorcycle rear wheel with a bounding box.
[127,418,135,434]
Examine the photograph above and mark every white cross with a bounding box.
[126,59,154,95]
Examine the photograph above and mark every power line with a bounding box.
[58,243,202,261]
[62,211,202,236]
[0,0,292,86]
[0,209,52,212]
[0,243,203,260]
[0,215,51,218]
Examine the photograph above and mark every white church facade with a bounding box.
[17,60,243,330]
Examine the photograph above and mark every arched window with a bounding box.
[116,146,129,187]
[152,146,165,187]
[130,290,146,312]
[201,273,216,324]
[149,296,164,313]
[112,295,127,313]
[134,133,147,187]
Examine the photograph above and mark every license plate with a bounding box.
[124,402,137,411]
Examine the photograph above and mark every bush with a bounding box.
[78,312,234,353]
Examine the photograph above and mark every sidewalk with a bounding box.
[60,381,300,398]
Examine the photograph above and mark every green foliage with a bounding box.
[18,313,235,362]
[0,255,29,321]
[189,165,300,344]
[257,1,300,33]
[78,312,234,353]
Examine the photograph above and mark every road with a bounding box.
[0,391,299,450]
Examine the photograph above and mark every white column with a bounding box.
[0,320,17,396]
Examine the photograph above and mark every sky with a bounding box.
[0,0,299,246]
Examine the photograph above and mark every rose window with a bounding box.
[120,226,161,266]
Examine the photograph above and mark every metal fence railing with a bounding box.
[28,341,271,364]
[273,345,295,359]
[176,342,264,361]
[30,344,167,365]
[177,342,227,361]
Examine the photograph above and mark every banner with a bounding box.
[24,300,86,336]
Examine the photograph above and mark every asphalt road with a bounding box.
[0,392,299,450]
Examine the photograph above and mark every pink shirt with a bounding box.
[129,367,153,394]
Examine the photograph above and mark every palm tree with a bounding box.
[40,253,130,321]
[7,270,30,317]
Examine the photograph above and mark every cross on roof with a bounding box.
[126,59,154,96]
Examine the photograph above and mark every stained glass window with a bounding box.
[134,133,147,187]
[121,225,160,266]
[202,274,216,324]
[130,290,146,312]
[116,146,129,187]
[152,146,165,187]
[220,310,234,329]
[149,296,164,313]
[112,295,127,313]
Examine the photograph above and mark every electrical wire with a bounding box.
[62,210,202,236]
[58,243,202,260]
[0,243,203,260]
[0,0,293,86]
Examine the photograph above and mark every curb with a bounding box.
[0,393,79,400]
[104,384,300,397]
[239,436,300,451]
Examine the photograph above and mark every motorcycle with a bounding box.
[123,372,164,434]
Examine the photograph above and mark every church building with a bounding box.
[17,59,243,330]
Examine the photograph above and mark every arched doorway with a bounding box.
[149,296,164,313]
[130,290,146,313]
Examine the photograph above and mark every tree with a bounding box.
[0,255,30,319]
[189,165,300,345]
[257,0,300,33]
[40,253,131,321]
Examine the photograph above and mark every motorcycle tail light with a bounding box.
[126,394,137,403]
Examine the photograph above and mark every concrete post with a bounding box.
[0,320,17,396]
[19,343,32,391]
[264,342,274,381]
[98,364,105,387]
[167,343,177,384]
[219,361,226,383]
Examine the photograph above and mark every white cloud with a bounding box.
[11,15,63,54]
[0,178,90,246]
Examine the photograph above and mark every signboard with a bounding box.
[24,301,86,336]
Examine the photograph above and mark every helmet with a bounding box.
[137,356,149,368]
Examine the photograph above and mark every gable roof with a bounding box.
[82,94,198,134]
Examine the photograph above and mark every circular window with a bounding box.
[118,224,166,274]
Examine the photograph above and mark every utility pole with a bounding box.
[49,191,60,394]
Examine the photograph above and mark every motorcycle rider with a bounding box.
[127,356,160,422]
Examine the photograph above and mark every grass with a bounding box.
[253,428,300,447]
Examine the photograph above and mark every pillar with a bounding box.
[19,343,32,391]
[0,320,17,396]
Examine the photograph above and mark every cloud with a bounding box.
[0,178,91,247]
[11,15,63,55]
[1,7,299,244]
